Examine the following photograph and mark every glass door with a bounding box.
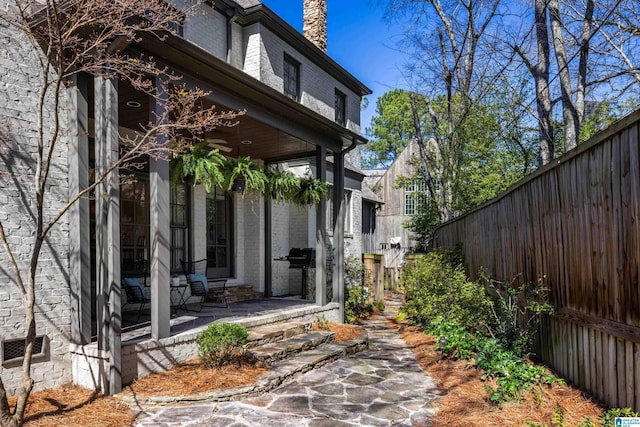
[206,189,232,278]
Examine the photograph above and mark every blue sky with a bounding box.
[262,0,411,135]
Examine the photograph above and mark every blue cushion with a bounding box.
[123,277,146,300]
[189,274,209,294]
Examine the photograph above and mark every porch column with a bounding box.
[95,75,122,394]
[69,73,91,345]
[332,151,346,323]
[150,77,171,339]
[315,146,327,306]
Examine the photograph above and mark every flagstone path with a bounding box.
[135,300,439,426]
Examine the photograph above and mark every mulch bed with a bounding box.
[312,322,366,342]
[397,322,605,426]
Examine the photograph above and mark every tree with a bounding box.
[363,89,424,168]
[0,1,241,425]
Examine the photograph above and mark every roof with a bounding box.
[362,184,383,204]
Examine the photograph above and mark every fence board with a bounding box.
[433,110,640,409]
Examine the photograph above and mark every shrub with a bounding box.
[344,256,374,323]
[196,322,250,368]
[401,249,492,331]
[481,270,555,356]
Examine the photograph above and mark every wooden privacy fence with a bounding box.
[433,110,640,411]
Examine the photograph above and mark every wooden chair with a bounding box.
[122,259,150,322]
[180,258,229,312]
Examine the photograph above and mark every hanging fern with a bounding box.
[171,142,227,191]
[291,175,328,206]
[223,156,267,194]
[265,169,300,203]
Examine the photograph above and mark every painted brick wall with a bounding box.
[0,21,72,395]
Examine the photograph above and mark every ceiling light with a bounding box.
[126,100,141,108]
[241,140,253,145]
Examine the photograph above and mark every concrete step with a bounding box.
[225,291,263,303]
[225,284,257,294]
[246,321,311,349]
[248,331,335,367]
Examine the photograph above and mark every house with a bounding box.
[0,0,371,395]
[364,139,423,252]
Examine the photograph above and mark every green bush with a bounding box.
[481,270,555,356]
[196,322,250,368]
[401,249,492,331]
[601,408,640,427]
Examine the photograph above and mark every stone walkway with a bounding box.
[135,305,439,426]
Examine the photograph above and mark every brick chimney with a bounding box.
[303,0,327,53]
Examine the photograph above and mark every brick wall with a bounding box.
[0,21,72,395]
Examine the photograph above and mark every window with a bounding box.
[206,188,232,278]
[283,54,300,101]
[335,89,346,126]
[120,175,150,275]
[170,182,190,272]
[404,180,428,216]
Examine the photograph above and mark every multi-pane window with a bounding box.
[404,180,428,216]
[120,175,150,275]
[335,89,346,126]
[283,54,300,101]
[170,182,190,272]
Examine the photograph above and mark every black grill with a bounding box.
[285,248,316,268]
[275,248,316,299]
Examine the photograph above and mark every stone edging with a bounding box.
[116,333,368,409]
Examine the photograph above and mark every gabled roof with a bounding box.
[214,0,372,97]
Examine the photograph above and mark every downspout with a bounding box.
[332,136,361,323]
[226,7,238,63]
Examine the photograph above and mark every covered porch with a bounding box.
[67,30,364,395]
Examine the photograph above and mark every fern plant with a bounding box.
[223,156,267,194]
[170,142,227,191]
[266,169,300,202]
[291,175,328,206]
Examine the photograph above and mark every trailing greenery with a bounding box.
[401,249,492,331]
[265,169,301,203]
[196,322,250,368]
[526,406,639,427]
[344,256,374,323]
[291,175,328,206]
[172,147,327,205]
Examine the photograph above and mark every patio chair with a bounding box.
[122,259,150,322]
[180,258,229,312]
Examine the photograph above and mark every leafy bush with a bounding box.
[481,270,555,356]
[196,322,250,368]
[601,408,640,427]
[344,256,374,323]
[401,249,492,331]
[429,316,480,360]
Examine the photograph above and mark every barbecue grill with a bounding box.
[275,248,316,299]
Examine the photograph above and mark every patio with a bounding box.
[72,297,340,390]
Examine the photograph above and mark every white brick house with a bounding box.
[0,0,370,395]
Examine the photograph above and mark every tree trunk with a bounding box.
[576,0,594,129]
[534,0,554,165]
[549,0,579,152]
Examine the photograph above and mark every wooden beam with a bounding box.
[315,146,327,306]
[332,151,345,323]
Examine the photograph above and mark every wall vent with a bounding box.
[1,336,48,368]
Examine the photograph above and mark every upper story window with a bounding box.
[335,89,346,126]
[284,54,300,101]
[404,179,428,216]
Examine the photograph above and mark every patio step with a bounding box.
[224,284,263,303]
[248,330,335,367]
[246,321,311,349]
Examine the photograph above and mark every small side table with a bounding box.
[170,283,188,315]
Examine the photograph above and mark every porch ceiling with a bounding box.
[118,79,317,162]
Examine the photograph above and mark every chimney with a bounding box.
[303,0,327,53]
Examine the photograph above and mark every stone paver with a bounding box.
[135,304,439,426]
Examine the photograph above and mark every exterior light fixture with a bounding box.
[126,100,141,108]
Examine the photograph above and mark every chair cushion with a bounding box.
[189,273,209,294]
[123,277,146,300]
